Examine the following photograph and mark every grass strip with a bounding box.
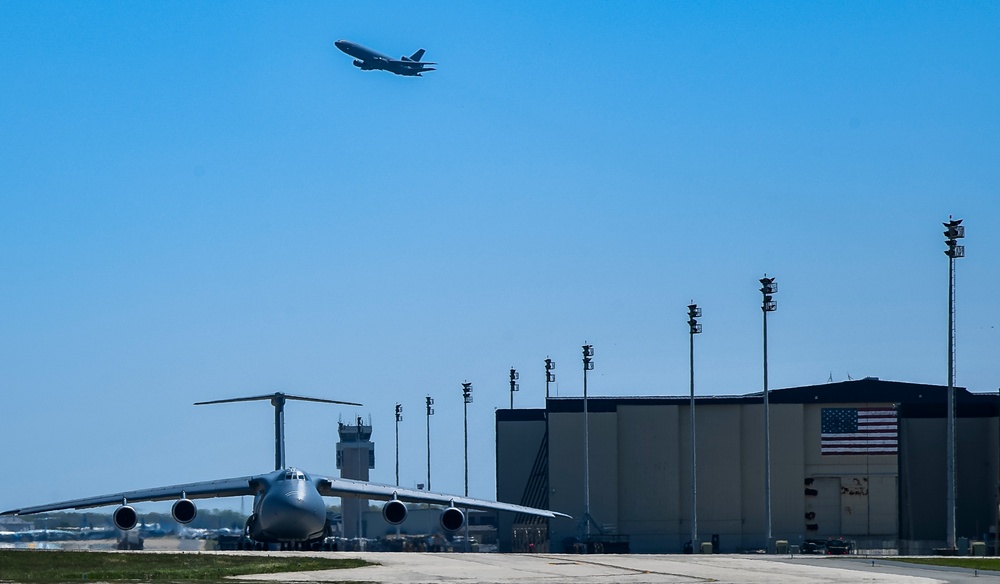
[0,550,370,582]
[894,557,1000,571]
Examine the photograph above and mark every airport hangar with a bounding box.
[496,377,1000,554]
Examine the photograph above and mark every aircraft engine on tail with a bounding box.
[171,498,198,524]
[113,505,138,531]
[439,506,465,532]
[382,499,407,525]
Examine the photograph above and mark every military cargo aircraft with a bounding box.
[1,393,568,547]
[334,40,436,76]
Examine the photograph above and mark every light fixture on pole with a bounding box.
[581,343,595,538]
[509,368,519,409]
[760,275,777,553]
[394,403,402,487]
[425,396,434,492]
[462,382,473,497]
[687,303,702,551]
[545,357,556,401]
[943,217,965,550]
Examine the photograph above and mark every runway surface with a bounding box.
[238,552,977,584]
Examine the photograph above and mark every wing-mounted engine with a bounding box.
[171,498,197,524]
[353,59,373,70]
[382,498,407,525]
[113,505,138,531]
[439,506,465,532]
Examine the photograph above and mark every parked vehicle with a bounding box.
[825,538,853,555]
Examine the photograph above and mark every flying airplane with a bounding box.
[1,393,569,548]
[334,40,436,76]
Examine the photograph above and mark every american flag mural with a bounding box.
[820,407,898,455]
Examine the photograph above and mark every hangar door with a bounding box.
[805,477,841,536]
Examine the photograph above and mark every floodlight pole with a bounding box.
[581,344,594,538]
[509,368,519,409]
[462,381,474,553]
[944,217,965,550]
[688,303,702,551]
[462,382,473,497]
[760,276,777,552]
[356,415,364,544]
[426,396,434,492]
[394,403,402,487]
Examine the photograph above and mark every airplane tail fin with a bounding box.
[409,48,425,62]
[195,392,362,471]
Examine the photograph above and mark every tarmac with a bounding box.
[236,552,978,584]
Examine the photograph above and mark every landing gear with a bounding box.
[239,515,259,551]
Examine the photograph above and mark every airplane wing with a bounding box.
[1,475,263,516]
[314,475,571,519]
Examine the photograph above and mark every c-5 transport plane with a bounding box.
[334,40,436,76]
[1,393,568,548]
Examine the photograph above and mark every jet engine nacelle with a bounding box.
[113,505,138,531]
[382,499,407,525]
[171,498,198,524]
[353,59,368,69]
[439,506,465,532]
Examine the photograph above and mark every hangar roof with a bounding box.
[517,378,994,416]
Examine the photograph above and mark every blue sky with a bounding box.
[1,2,998,513]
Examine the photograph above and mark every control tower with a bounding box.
[337,416,375,539]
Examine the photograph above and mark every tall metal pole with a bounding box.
[763,306,771,552]
[688,304,702,551]
[462,382,473,497]
[426,396,434,492]
[462,382,474,553]
[760,276,777,552]
[944,217,965,550]
[947,251,956,550]
[465,397,469,497]
[394,403,402,487]
[581,344,594,538]
[356,415,364,543]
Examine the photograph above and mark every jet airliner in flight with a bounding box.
[334,40,436,76]
[1,393,568,548]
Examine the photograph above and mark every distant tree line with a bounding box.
[30,509,247,531]
[28,504,363,531]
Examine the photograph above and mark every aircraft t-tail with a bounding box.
[1,392,569,548]
[334,40,436,76]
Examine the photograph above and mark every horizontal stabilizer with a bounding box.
[195,392,362,407]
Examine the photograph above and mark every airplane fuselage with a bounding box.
[335,40,392,63]
[247,469,327,543]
